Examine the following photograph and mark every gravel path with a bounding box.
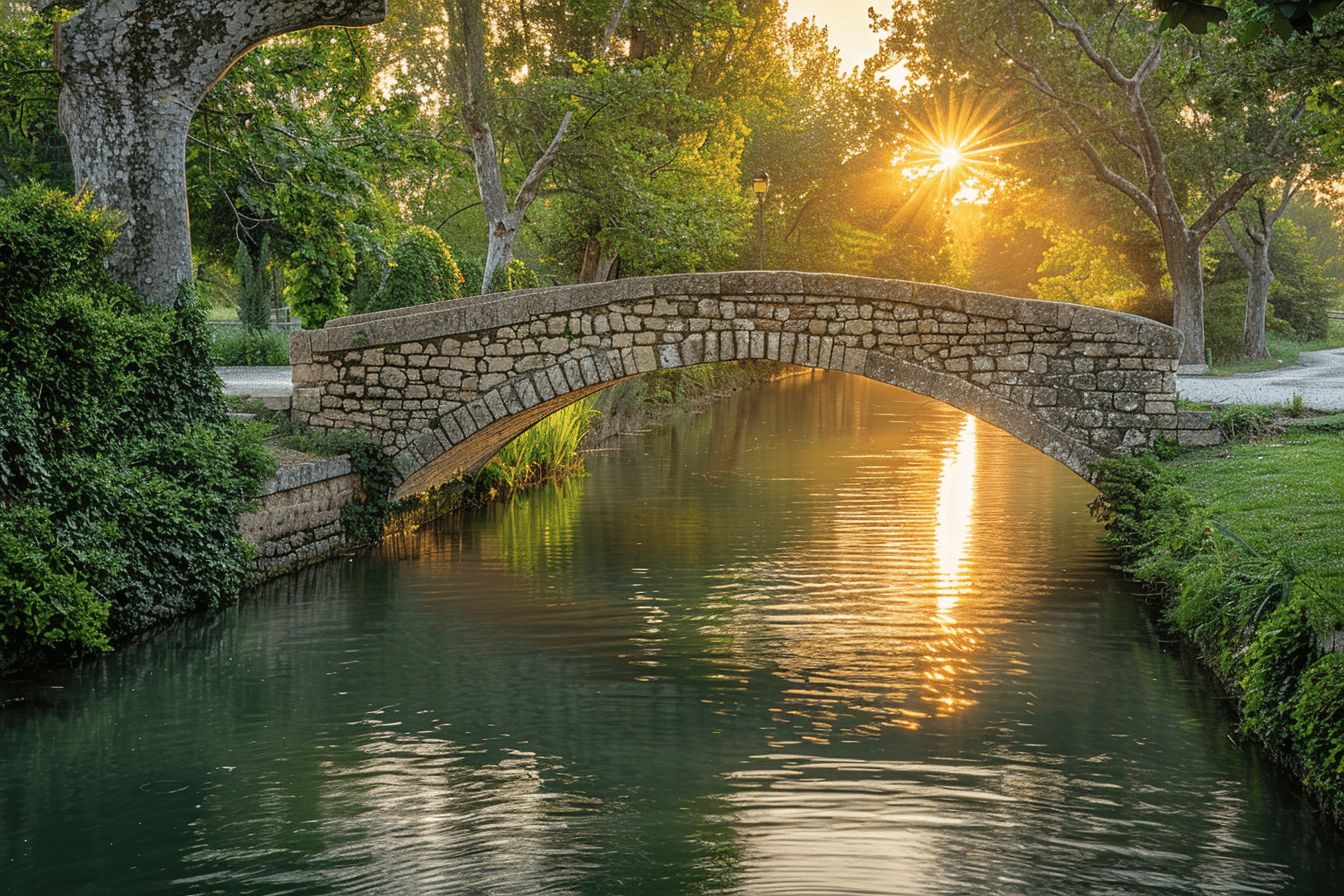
[1178,347,1344,411]
[217,366,293,398]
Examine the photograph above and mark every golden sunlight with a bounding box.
[893,91,1027,219]
[934,415,977,599]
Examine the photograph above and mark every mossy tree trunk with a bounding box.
[44,0,386,306]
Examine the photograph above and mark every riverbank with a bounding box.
[1091,409,1344,823]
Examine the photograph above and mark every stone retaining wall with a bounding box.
[289,272,1219,494]
[238,456,360,576]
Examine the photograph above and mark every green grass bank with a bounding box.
[1091,412,1344,823]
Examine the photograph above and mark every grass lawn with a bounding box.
[1171,425,1344,597]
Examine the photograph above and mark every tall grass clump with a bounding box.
[471,399,598,499]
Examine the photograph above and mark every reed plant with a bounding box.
[472,398,598,498]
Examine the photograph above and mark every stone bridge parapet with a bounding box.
[289,272,1202,497]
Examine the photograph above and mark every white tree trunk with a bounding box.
[480,218,519,294]
[51,0,386,306]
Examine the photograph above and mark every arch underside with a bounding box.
[393,348,1102,500]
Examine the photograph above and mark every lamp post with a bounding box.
[752,172,770,270]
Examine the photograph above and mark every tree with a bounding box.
[1218,177,1301,358]
[878,0,1318,366]
[443,0,629,293]
[41,0,387,306]
[236,236,276,331]
[189,27,440,328]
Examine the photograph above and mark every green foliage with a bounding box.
[189,28,444,327]
[1268,220,1335,341]
[351,225,463,314]
[277,184,357,328]
[235,236,277,331]
[1291,654,1344,802]
[1157,1,1341,38]
[209,328,290,366]
[504,258,540,291]
[343,441,400,543]
[0,507,111,660]
[0,188,272,672]
[458,255,541,296]
[0,13,68,191]
[1242,599,1319,751]
[1211,403,1278,439]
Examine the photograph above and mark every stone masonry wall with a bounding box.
[239,456,360,576]
[289,272,1214,495]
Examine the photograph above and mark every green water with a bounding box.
[2,372,1340,894]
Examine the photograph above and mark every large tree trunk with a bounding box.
[51,0,386,306]
[1161,226,1207,368]
[578,236,618,283]
[1243,238,1273,360]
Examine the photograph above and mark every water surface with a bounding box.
[3,371,1340,894]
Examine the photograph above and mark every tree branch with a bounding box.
[999,40,1159,226]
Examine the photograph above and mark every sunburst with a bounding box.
[893,90,1028,220]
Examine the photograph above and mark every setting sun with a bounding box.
[938,145,963,170]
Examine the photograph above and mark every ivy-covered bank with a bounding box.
[1091,412,1344,822]
[0,189,272,675]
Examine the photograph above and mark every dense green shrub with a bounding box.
[1292,655,1344,802]
[210,327,290,366]
[1241,600,1320,752]
[350,225,463,314]
[0,187,272,673]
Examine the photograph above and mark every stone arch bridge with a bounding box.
[289,272,1213,499]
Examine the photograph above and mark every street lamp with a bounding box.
[752,172,770,270]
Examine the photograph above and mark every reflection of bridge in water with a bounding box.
[289,271,1219,496]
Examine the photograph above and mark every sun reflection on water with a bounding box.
[923,414,981,716]
[934,415,977,601]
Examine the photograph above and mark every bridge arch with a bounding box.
[288,272,1191,499]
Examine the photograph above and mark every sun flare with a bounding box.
[894,91,1028,218]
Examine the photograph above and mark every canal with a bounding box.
[2,371,1340,894]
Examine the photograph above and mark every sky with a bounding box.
[785,0,884,70]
